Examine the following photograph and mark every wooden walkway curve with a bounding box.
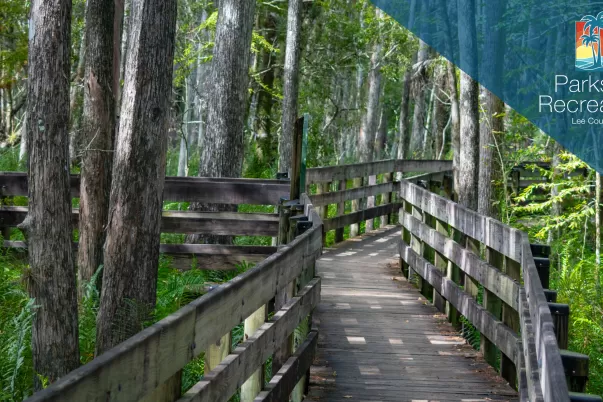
[307,226,518,402]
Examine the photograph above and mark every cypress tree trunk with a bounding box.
[24,0,80,387]
[187,0,256,245]
[78,0,116,293]
[96,0,177,355]
[409,40,429,156]
[457,0,479,210]
[397,64,412,164]
[279,0,303,175]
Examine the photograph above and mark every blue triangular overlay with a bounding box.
[372,0,603,173]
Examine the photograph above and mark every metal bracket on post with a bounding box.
[277,172,289,180]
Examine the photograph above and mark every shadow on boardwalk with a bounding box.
[307,225,518,402]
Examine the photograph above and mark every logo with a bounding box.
[576,12,603,71]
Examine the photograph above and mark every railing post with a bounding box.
[481,247,503,368]
[548,302,570,350]
[335,179,346,243]
[409,204,424,291]
[501,256,521,388]
[381,172,392,227]
[350,177,362,237]
[366,175,377,231]
[428,178,447,313]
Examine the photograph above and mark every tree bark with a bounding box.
[187,0,256,245]
[279,0,303,175]
[457,0,479,210]
[77,0,116,295]
[25,0,80,387]
[396,63,412,164]
[96,0,177,355]
[409,40,429,157]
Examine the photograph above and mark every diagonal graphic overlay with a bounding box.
[371,0,603,172]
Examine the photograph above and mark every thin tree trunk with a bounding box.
[457,0,479,209]
[96,0,177,355]
[24,0,80,387]
[360,11,383,232]
[278,0,303,175]
[432,64,447,159]
[77,0,116,295]
[69,9,88,164]
[409,40,429,157]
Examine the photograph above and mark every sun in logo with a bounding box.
[576,12,603,71]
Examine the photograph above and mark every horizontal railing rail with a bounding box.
[0,173,290,205]
[25,194,323,402]
[306,159,449,243]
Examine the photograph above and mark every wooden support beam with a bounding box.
[481,247,504,369]
[548,303,570,350]
[335,180,346,243]
[366,175,377,231]
[502,256,521,389]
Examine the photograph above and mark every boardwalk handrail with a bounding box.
[0,176,290,270]
[25,197,324,402]
[397,177,569,401]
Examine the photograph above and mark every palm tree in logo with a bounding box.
[581,32,600,66]
[581,11,603,67]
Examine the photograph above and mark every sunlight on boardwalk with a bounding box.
[306,226,518,402]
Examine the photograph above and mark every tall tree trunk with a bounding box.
[96,0,177,355]
[77,0,116,294]
[447,61,460,190]
[456,0,479,209]
[69,9,88,164]
[24,0,80,387]
[187,0,256,245]
[477,87,503,218]
[409,40,429,157]
[279,0,303,175]
[360,15,383,232]
[432,63,447,159]
[396,62,412,165]
[477,0,505,218]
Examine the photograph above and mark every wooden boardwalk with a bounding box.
[307,225,518,402]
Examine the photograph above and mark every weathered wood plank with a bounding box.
[306,160,396,183]
[399,180,523,262]
[3,241,275,270]
[0,207,279,236]
[323,203,400,232]
[178,278,321,402]
[394,160,453,174]
[254,331,317,402]
[398,239,520,365]
[0,173,289,205]
[309,182,396,207]
[399,210,520,310]
[306,160,453,184]
[25,223,322,402]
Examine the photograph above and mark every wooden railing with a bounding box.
[25,193,323,402]
[0,174,290,270]
[396,173,597,402]
[306,159,452,240]
[15,159,600,401]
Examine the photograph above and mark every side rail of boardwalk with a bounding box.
[25,196,323,402]
[306,159,452,240]
[397,177,593,402]
[0,174,290,270]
